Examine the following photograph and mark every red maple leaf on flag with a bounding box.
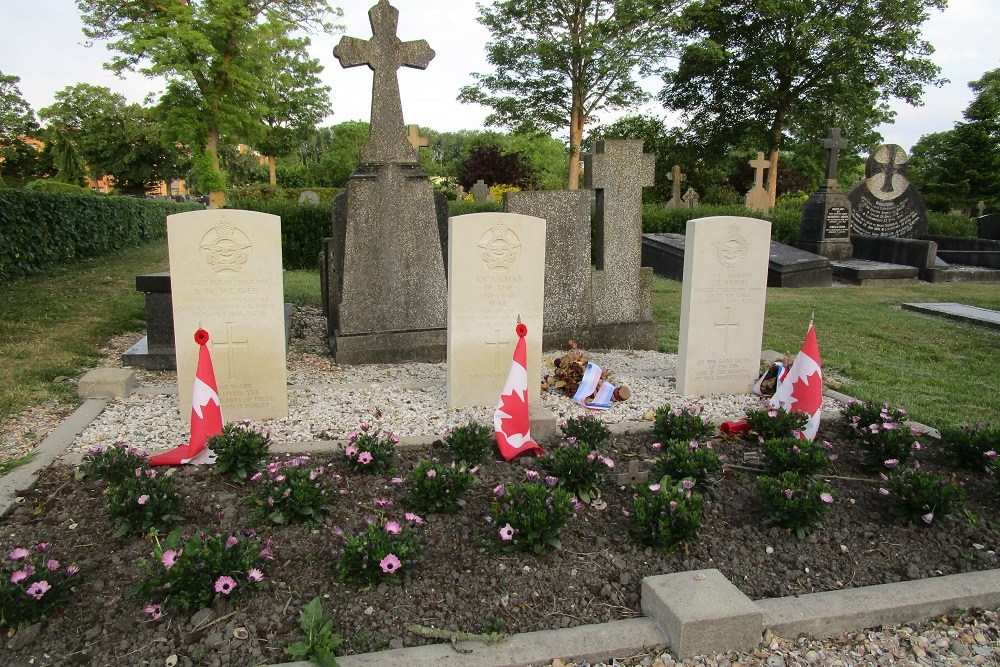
[790,372,823,416]
[498,390,531,439]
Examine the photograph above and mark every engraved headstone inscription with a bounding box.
[847,144,929,238]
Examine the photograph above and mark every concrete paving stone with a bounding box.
[78,367,136,399]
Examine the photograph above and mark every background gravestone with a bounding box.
[744,152,772,213]
[682,187,700,208]
[168,209,288,421]
[847,144,929,238]
[676,216,771,395]
[446,212,545,408]
[978,214,1000,240]
[665,164,686,208]
[471,179,491,202]
[322,0,449,363]
[797,128,853,260]
[298,190,320,204]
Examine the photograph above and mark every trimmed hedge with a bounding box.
[228,184,342,202]
[0,190,201,283]
[227,198,333,270]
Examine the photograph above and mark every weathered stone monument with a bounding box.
[847,144,928,238]
[676,217,771,395]
[298,190,320,204]
[471,179,492,202]
[167,209,288,421]
[446,213,546,408]
[682,187,700,209]
[665,164,686,208]
[797,128,853,260]
[406,124,429,152]
[321,0,449,363]
[744,152,772,213]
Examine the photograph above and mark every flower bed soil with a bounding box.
[2,418,999,667]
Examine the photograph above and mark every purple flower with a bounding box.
[162,549,180,570]
[426,468,437,479]
[648,483,661,492]
[225,536,238,549]
[66,565,79,576]
[275,475,285,483]
[380,554,402,574]
[9,548,29,561]
[360,423,370,432]
[250,472,263,482]
[405,512,424,525]
[347,432,358,442]
[819,493,833,504]
[651,442,662,452]
[499,523,515,541]
[46,559,60,572]
[682,479,695,490]
[214,576,237,595]
[922,512,934,524]
[884,459,899,469]
[137,494,150,505]
[358,451,373,465]
[784,488,794,500]
[390,434,400,444]
[493,483,506,497]
[10,570,28,584]
[374,498,393,509]
[27,581,51,600]
[34,543,52,554]
[135,468,143,477]
[668,501,678,511]
[565,436,578,445]
[987,451,997,460]
[248,568,264,583]
[525,470,539,480]
[345,445,358,457]
[545,476,558,487]
[602,457,615,469]
[571,497,585,511]
[144,604,162,621]
[384,521,402,535]
[879,487,890,496]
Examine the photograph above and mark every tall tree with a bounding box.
[661,0,946,181]
[77,0,339,206]
[40,83,129,184]
[458,0,685,189]
[249,26,331,185]
[0,71,39,184]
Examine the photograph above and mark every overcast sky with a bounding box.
[2,0,998,151]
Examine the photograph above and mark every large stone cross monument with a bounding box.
[321,0,449,363]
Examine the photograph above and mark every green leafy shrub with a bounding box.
[761,437,833,477]
[653,404,714,443]
[106,467,183,538]
[139,527,270,611]
[336,517,421,587]
[641,202,802,245]
[0,542,80,628]
[856,424,921,470]
[226,197,332,270]
[940,424,1000,471]
[78,442,148,484]
[404,460,475,514]
[631,477,704,552]
[209,421,271,483]
[884,468,966,526]
[250,456,334,525]
[538,441,613,503]
[562,413,611,447]
[490,482,574,554]
[756,471,834,538]
[443,421,494,465]
[286,597,344,667]
[843,400,908,434]
[0,189,200,283]
[651,440,724,492]
[745,406,809,441]
[343,424,398,474]
[23,179,94,195]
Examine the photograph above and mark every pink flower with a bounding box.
[648,484,661,492]
[405,512,424,525]
[499,523,514,541]
[525,470,539,480]
[10,570,28,584]
[784,489,794,500]
[651,442,662,452]
[384,521,402,535]
[214,576,237,595]
[358,451,373,465]
[135,467,143,477]
[545,476,558,486]
[426,469,437,478]
[275,475,285,483]
[27,581,51,600]
[46,559,60,571]
[347,432,358,442]
[360,423,370,432]
[137,494,150,505]
[922,512,934,524]
[986,451,997,460]
[820,493,833,504]
[682,479,695,490]
[162,549,180,570]
[668,501,678,511]
[879,487,890,496]
[332,525,343,536]
[144,604,162,621]
[884,459,899,468]
[390,434,400,444]
[571,497,585,511]
[345,445,358,457]
[469,466,480,474]
[375,498,393,508]
[66,565,79,576]
[380,554,402,574]
[390,477,404,485]
[33,543,52,554]
[250,472,263,482]
[9,548,29,561]
[225,536,238,549]
[493,484,506,497]
[602,457,615,469]
[248,568,264,583]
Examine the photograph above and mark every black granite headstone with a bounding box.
[797,128,853,260]
[847,144,928,238]
[978,214,1000,240]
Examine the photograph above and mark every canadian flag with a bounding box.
[769,323,823,441]
[150,329,222,465]
[494,322,543,461]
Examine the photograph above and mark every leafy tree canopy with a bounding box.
[0,71,38,141]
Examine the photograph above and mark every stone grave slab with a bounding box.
[446,212,546,408]
[676,216,770,395]
[830,259,918,285]
[901,302,1000,330]
[979,214,1000,240]
[168,209,288,422]
[642,234,831,288]
[78,368,136,399]
[847,144,928,238]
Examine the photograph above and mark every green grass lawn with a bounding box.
[1,243,997,431]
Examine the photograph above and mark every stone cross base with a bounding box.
[797,239,854,261]
[330,327,446,364]
[543,321,658,352]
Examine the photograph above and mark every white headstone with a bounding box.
[676,216,771,395]
[446,212,546,408]
[168,209,288,422]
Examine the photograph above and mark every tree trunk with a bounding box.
[567,103,584,190]
[268,155,277,186]
[767,149,780,206]
[206,128,226,209]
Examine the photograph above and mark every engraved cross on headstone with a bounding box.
[875,145,902,194]
[407,124,429,153]
[213,322,249,380]
[820,128,849,183]
[668,164,687,202]
[333,0,435,165]
[750,152,769,188]
[617,460,649,486]
[714,307,739,355]
[484,329,511,370]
